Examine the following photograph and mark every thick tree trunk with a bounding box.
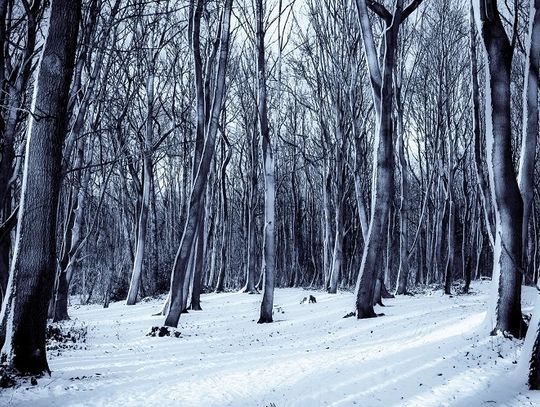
[354,0,400,319]
[475,0,526,338]
[0,0,81,375]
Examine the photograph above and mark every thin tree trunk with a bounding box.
[53,153,91,321]
[243,126,259,293]
[127,71,154,306]
[190,213,205,310]
[469,3,495,248]
[395,84,410,295]
[164,0,233,328]
[518,0,540,269]
[328,109,345,294]
[516,0,540,389]
[257,0,275,324]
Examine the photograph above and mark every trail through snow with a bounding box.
[1,281,540,406]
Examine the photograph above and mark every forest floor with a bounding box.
[1,281,540,406]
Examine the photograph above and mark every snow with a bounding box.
[2,282,540,406]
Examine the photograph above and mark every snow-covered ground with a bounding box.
[2,282,540,406]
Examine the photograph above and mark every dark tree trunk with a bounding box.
[0,1,40,303]
[53,271,70,322]
[0,0,81,375]
[476,0,526,338]
[354,0,399,319]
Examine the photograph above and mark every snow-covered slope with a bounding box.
[1,282,540,406]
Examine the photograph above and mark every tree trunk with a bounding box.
[215,137,231,294]
[257,0,275,324]
[518,0,540,269]
[190,213,205,310]
[127,71,154,306]
[516,1,540,389]
[164,0,233,328]
[354,0,400,318]
[328,110,345,294]
[53,157,91,321]
[395,84,410,295]
[469,3,495,248]
[519,293,540,389]
[0,1,40,303]
[243,126,259,293]
[475,0,526,338]
[0,0,81,375]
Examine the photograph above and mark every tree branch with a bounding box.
[400,0,424,23]
[366,0,392,24]
[0,206,19,241]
